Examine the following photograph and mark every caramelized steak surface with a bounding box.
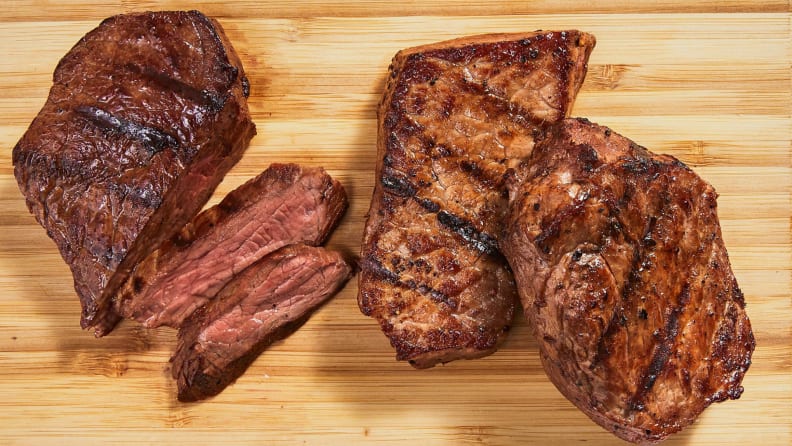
[115,164,347,329]
[172,244,352,402]
[12,10,256,335]
[359,31,595,367]
[502,118,755,443]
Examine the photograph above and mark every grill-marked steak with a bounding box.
[11,10,256,336]
[115,163,347,329]
[172,244,352,402]
[502,118,755,443]
[359,31,595,367]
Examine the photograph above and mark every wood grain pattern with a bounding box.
[0,2,790,445]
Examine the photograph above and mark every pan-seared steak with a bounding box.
[172,244,352,402]
[502,118,755,443]
[359,31,595,367]
[115,164,347,329]
[11,10,256,336]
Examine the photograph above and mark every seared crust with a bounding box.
[359,31,595,367]
[11,11,256,336]
[502,118,755,443]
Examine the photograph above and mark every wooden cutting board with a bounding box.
[0,2,789,445]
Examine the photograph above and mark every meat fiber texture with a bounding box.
[172,244,352,402]
[502,118,754,443]
[115,163,348,329]
[359,31,596,368]
[11,10,256,336]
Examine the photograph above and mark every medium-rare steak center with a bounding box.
[115,163,347,329]
[172,244,352,402]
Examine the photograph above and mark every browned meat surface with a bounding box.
[11,11,256,336]
[115,164,347,329]
[172,244,352,402]
[359,31,595,368]
[502,118,755,443]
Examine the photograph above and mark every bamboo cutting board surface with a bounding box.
[0,1,790,445]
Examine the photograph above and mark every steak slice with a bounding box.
[502,118,755,443]
[359,31,595,368]
[172,244,352,402]
[115,163,347,329]
[11,10,256,336]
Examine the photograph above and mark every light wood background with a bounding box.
[0,1,789,445]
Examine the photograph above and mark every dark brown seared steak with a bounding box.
[11,11,256,336]
[502,118,754,443]
[172,244,352,402]
[115,164,347,329]
[359,32,595,368]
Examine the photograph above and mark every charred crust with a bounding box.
[126,64,229,112]
[362,256,457,310]
[629,283,691,412]
[576,143,600,172]
[528,47,540,59]
[188,10,239,78]
[571,249,583,262]
[731,281,746,307]
[361,256,401,284]
[75,105,179,155]
[458,160,502,189]
[381,173,417,197]
[436,210,499,255]
[416,197,440,213]
[420,284,457,309]
[241,76,250,97]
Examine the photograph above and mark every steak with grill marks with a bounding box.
[115,163,348,329]
[172,244,352,402]
[11,10,256,336]
[359,31,596,368]
[502,118,755,443]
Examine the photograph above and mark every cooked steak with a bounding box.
[502,118,755,443]
[115,163,348,329]
[11,10,256,336]
[359,31,596,367]
[172,244,352,402]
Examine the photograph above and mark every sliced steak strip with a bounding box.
[359,31,595,368]
[115,163,347,329]
[502,118,755,443]
[11,10,256,336]
[172,244,352,402]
